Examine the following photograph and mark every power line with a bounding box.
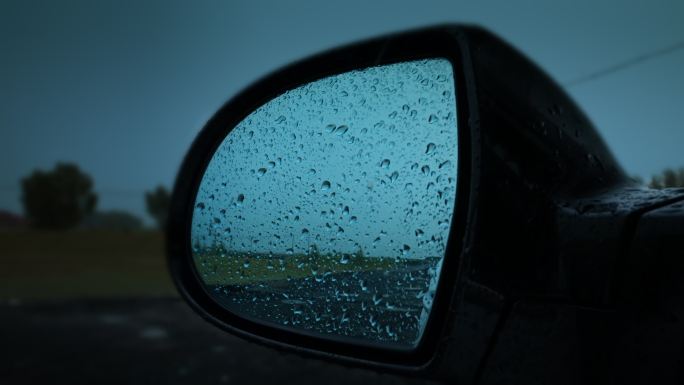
[564,40,684,87]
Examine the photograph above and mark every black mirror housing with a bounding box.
[167,24,684,384]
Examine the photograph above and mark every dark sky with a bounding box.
[2,0,683,223]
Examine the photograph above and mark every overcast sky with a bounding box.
[1,0,683,223]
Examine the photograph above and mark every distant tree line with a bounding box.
[20,162,170,231]
[647,167,684,189]
[17,162,683,231]
[632,167,684,189]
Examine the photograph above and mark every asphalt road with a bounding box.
[1,298,440,385]
[209,266,432,346]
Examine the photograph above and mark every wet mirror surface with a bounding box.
[191,59,458,348]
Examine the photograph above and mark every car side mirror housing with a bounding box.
[167,25,684,384]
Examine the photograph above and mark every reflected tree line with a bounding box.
[19,162,170,231]
[15,162,684,231]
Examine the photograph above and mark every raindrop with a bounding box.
[339,255,350,264]
[237,194,245,204]
[389,171,399,182]
[334,125,349,136]
[428,114,438,123]
[321,180,331,190]
[425,143,436,154]
[421,165,430,175]
[380,159,391,168]
[257,168,267,176]
[438,160,451,169]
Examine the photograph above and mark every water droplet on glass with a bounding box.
[237,194,245,204]
[389,171,399,182]
[428,114,438,123]
[421,165,430,175]
[425,143,436,154]
[257,168,267,176]
[380,159,390,168]
[334,125,349,136]
[321,180,331,190]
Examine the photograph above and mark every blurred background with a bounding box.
[1,0,683,384]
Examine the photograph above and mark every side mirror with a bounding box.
[190,58,458,350]
[168,25,684,383]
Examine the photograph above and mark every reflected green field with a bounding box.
[194,247,439,285]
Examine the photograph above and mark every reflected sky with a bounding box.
[192,59,457,258]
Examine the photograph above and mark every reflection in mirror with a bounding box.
[191,59,458,348]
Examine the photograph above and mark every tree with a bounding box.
[21,163,97,229]
[649,167,684,189]
[145,185,170,229]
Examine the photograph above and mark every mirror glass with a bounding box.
[191,59,458,348]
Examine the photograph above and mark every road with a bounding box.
[208,263,435,345]
[1,298,440,385]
